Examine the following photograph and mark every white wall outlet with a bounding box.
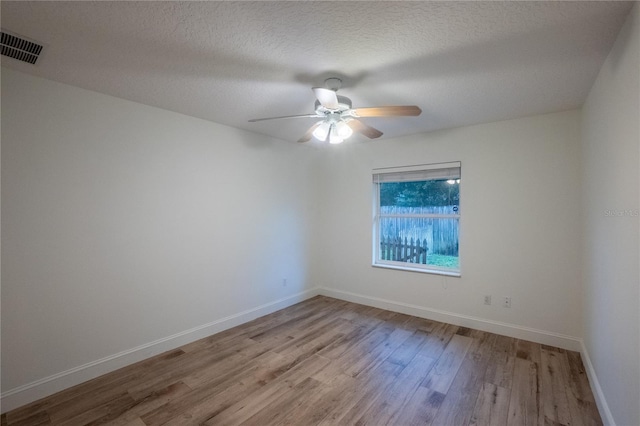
[484,295,492,305]
[282,278,287,287]
[503,296,512,308]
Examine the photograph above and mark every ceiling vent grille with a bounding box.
[1,31,43,65]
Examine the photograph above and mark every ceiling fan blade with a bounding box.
[312,87,339,110]
[298,122,322,143]
[347,119,383,139]
[248,113,319,123]
[352,106,422,117]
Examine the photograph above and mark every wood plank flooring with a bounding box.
[1,296,603,426]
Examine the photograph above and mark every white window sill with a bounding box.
[372,263,461,277]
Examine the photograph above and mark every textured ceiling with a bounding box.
[1,1,634,143]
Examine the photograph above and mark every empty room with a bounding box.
[1,2,638,425]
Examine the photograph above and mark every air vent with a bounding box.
[1,30,43,65]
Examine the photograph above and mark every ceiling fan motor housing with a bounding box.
[314,95,352,114]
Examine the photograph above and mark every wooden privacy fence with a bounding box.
[380,236,428,264]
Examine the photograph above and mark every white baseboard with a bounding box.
[1,287,320,413]
[319,286,582,352]
[579,340,616,426]
[4,286,614,424]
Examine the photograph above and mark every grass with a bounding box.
[380,251,459,269]
[426,254,459,269]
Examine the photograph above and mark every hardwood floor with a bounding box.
[2,296,602,426]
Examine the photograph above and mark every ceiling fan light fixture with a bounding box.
[312,121,331,141]
[329,124,344,144]
[335,120,353,139]
[312,119,352,143]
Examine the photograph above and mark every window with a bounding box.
[372,162,461,276]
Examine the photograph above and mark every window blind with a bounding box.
[372,162,461,183]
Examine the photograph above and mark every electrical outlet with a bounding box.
[484,295,492,305]
[282,278,287,287]
[503,296,511,308]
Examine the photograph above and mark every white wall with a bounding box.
[581,4,640,426]
[314,110,583,341]
[1,68,318,407]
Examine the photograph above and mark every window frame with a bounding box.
[372,162,461,277]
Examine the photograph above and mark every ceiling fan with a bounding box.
[248,78,422,144]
